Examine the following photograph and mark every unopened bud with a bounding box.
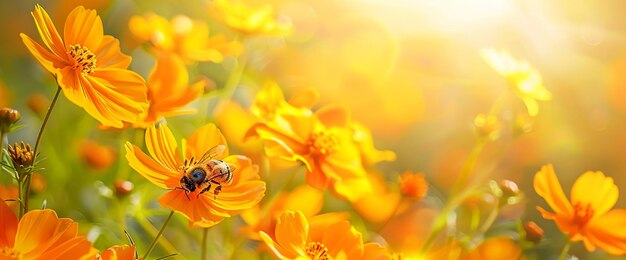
[0,108,20,132]
[524,221,544,243]
[499,179,520,198]
[8,141,35,174]
[114,180,134,198]
[399,172,428,199]
[474,113,502,141]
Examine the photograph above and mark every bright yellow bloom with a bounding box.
[134,53,204,128]
[241,185,324,241]
[129,13,242,63]
[21,5,148,128]
[0,198,98,259]
[125,123,266,227]
[353,173,404,223]
[98,245,136,260]
[209,0,292,36]
[534,164,626,255]
[260,210,383,259]
[480,48,551,116]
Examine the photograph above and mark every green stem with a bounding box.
[558,239,571,260]
[143,210,175,259]
[23,86,61,215]
[201,228,209,260]
[477,204,499,235]
[135,213,177,254]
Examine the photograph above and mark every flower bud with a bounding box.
[499,179,520,198]
[8,141,35,174]
[114,180,134,198]
[474,113,502,141]
[399,172,428,199]
[0,107,20,133]
[524,221,544,243]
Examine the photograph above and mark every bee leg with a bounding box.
[211,180,223,200]
[184,190,190,200]
[198,183,212,199]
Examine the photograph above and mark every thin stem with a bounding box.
[558,239,571,260]
[23,86,62,215]
[201,228,209,260]
[477,205,499,234]
[143,210,175,259]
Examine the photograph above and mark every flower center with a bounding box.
[68,44,97,74]
[305,242,330,260]
[1,246,19,258]
[307,131,339,156]
[573,202,594,226]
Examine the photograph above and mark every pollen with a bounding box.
[68,44,97,74]
[307,131,339,156]
[1,247,19,258]
[305,242,330,260]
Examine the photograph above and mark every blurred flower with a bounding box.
[0,108,20,133]
[260,210,382,259]
[248,104,371,201]
[241,185,324,241]
[113,180,134,198]
[29,173,47,195]
[21,5,148,128]
[534,164,626,255]
[133,53,204,128]
[7,141,35,174]
[98,245,136,260]
[480,49,551,117]
[464,237,522,260]
[209,0,292,36]
[353,173,403,223]
[26,94,49,117]
[0,198,98,259]
[250,81,311,121]
[129,13,242,63]
[79,140,116,171]
[351,123,396,166]
[215,101,263,154]
[473,113,501,141]
[399,172,428,200]
[512,112,534,137]
[0,184,19,212]
[125,123,265,227]
[524,221,544,244]
[0,81,13,107]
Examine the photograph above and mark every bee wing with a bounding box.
[197,145,226,163]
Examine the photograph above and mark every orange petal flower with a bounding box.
[534,164,626,255]
[0,198,97,259]
[79,139,116,171]
[260,210,383,259]
[20,5,148,128]
[209,0,292,36]
[399,171,428,199]
[464,237,522,260]
[129,13,242,63]
[125,123,266,227]
[0,184,19,213]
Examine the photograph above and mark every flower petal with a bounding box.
[63,6,103,51]
[586,209,626,255]
[14,210,77,257]
[533,164,573,216]
[0,198,17,248]
[38,237,97,259]
[157,190,228,225]
[321,220,364,258]
[20,33,66,73]
[275,211,308,257]
[31,4,67,58]
[100,245,136,260]
[145,124,181,172]
[94,35,132,69]
[570,171,618,218]
[185,123,228,160]
[125,143,180,189]
[260,231,290,259]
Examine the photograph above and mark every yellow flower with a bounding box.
[98,245,136,260]
[353,173,404,223]
[134,53,204,128]
[260,210,382,259]
[129,13,242,63]
[241,185,324,241]
[248,104,371,201]
[0,198,98,259]
[125,123,266,227]
[209,0,292,36]
[20,5,148,128]
[480,48,551,116]
[534,164,626,255]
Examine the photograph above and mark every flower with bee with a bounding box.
[125,123,266,227]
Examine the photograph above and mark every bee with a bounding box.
[176,145,236,200]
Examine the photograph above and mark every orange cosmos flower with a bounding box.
[0,184,19,212]
[260,210,383,259]
[463,237,522,260]
[480,48,551,117]
[129,13,242,63]
[534,164,626,255]
[20,5,148,128]
[209,0,292,36]
[0,198,98,259]
[399,171,428,199]
[79,139,116,171]
[125,123,266,227]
